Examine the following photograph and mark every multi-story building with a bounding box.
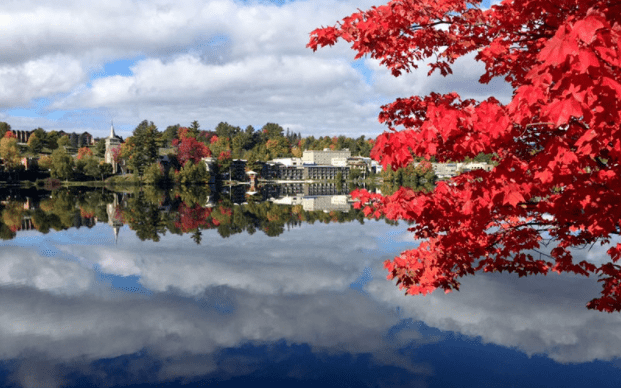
[302,149,352,165]
[230,159,247,181]
[303,165,349,180]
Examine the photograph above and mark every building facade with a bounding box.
[302,149,352,165]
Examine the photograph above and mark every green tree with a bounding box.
[127,120,159,179]
[83,156,101,179]
[99,163,113,181]
[27,133,44,154]
[178,160,209,184]
[261,123,284,140]
[144,162,165,185]
[50,147,74,180]
[188,121,200,139]
[46,131,60,150]
[94,138,106,158]
[215,122,241,139]
[57,135,70,150]
[162,124,180,147]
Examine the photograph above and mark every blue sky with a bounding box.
[0,0,509,139]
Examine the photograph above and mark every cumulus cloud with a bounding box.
[0,0,509,138]
[369,52,514,106]
[0,55,86,108]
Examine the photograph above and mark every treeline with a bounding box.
[159,121,375,161]
[0,119,375,183]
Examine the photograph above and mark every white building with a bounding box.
[270,157,303,167]
[302,149,352,166]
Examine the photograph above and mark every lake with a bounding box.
[1,185,621,387]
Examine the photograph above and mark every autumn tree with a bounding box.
[0,122,11,139]
[77,147,93,160]
[309,0,621,311]
[173,127,211,166]
[28,128,46,154]
[0,131,21,170]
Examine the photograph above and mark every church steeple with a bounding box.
[109,121,116,139]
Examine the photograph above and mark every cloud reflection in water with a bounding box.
[0,220,620,386]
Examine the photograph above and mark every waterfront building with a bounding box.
[303,165,349,180]
[302,149,352,165]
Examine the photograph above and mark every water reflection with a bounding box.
[0,184,378,244]
[1,186,621,386]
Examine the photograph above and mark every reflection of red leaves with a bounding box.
[175,202,212,232]
[80,208,95,219]
[114,207,125,223]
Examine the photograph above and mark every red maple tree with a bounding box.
[173,127,212,166]
[309,0,621,311]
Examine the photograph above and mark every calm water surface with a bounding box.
[1,186,621,387]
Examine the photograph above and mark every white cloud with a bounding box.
[369,52,514,105]
[0,0,508,138]
[0,55,86,107]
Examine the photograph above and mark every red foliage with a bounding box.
[175,202,212,232]
[111,146,122,163]
[77,147,93,160]
[311,0,621,311]
[175,127,211,165]
[218,151,231,161]
[80,208,95,219]
[3,131,15,139]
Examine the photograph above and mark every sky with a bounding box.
[0,0,511,139]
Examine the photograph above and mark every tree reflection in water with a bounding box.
[2,183,621,313]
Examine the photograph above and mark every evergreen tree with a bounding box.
[127,120,160,179]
